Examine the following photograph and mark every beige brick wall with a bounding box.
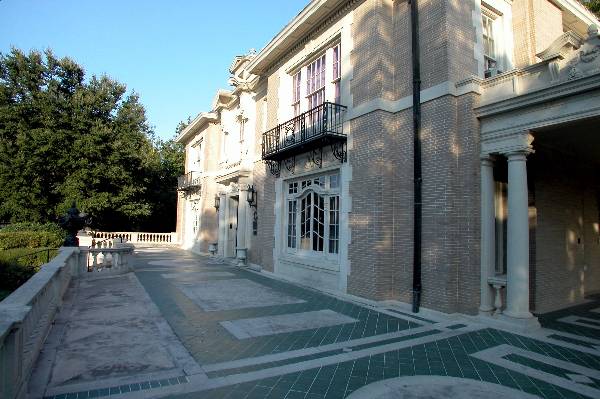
[512,0,564,69]
[532,149,600,313]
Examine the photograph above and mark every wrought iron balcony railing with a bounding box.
[177,171,202,191]
[261,102,347,162]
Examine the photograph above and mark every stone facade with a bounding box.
[176,0,600,322]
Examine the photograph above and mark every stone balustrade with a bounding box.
[488,275,507,316]
[0,245,135,399]
[84,231,178,246]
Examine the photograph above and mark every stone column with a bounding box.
[217,193,227,257]
[504,151,533,319]
[236,184,249,265]
[480,156,496,314]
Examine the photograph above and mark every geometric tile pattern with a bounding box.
[127,249,600,398]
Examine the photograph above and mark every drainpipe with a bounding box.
[410,0,422,313]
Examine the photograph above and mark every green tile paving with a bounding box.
[128,249,600,399]
[135,251,421,365]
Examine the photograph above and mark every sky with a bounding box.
[0,0,308,139]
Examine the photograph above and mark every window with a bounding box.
[285,172,340,256]
[332,44,341,104]
[307,54,326,110]
[192,140,203,171]
[290,43,342,118]
[292,72,301,117]
[482,13,497,77]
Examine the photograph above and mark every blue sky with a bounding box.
[0,0,308,139]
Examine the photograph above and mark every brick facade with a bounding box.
[176,0,600,316]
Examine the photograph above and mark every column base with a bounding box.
[236,247,248,267]
[478,306,495,316]
[477,312,541,334]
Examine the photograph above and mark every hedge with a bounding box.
[0,231,64,250]
[1,222,67,237]
[0,248,60,301]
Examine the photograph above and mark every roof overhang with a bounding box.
[246,0,349,75]
[175,112,218,144]
[554,0,600,36]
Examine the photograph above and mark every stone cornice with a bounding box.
[246,0,351,75]
[175,112,219,144]
[476,72,600,118]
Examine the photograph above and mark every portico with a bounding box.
[476,25,600,330]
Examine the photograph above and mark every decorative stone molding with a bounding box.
[481,131,534,157]
[536,31,583,61]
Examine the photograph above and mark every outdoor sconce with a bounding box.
[246,185,257,208]
[214,195,220,212]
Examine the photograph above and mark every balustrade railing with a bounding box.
[0,245,134,399]
[86,231,178,246]
[177,171,202,191]
[262,102,347,162]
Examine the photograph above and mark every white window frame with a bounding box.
[191,139,203,172]
[284,172,340,261]
[289,42,342,119]
[481,3,509,78]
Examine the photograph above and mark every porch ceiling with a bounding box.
[533,117,600,164]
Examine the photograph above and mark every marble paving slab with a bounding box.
[161,272,234,279]
[174,279,305,311]
[220,309,358,339]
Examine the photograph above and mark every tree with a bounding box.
[0,48,183,231]
[584,0,600,17]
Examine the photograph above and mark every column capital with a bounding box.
[480,155,494,166]
[505,150,531,162]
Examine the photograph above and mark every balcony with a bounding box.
[262,102,348,166]
[177,171,202,191]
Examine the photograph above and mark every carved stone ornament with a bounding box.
[558,25,600,82]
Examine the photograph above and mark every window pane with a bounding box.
[330,174,339,189]
[300,195,312,250]
[329,196,340,254]
[288,200,297,248]
[313,193,324,252]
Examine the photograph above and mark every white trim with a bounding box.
[346,80,482,121]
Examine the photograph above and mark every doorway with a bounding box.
[226,196,239,258]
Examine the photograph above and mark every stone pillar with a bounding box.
[217,193,227,257]
[480,156,496,314]
[236,184,249,265]
[504,151,533,319]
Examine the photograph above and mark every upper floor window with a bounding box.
[290,43,342,118]
[292,72,301,117]
[190,139,203,171]
[307,54,326,109]
[482,13,497,76]
[332,44,341,104]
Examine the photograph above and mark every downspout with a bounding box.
[410,0,422,313]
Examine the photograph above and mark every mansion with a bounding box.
[175,0,600,330]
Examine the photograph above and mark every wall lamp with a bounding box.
[246,185,257,208]
[214,195,220,211]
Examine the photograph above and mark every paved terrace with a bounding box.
[29,248,600,399]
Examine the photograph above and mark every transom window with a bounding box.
[286,172,340,256]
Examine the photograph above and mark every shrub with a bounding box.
[0,231,64,250]
[0,248,59,301]
[1,222,67,238]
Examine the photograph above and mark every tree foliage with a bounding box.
[584,0,600,17]
[0,48,183,231]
